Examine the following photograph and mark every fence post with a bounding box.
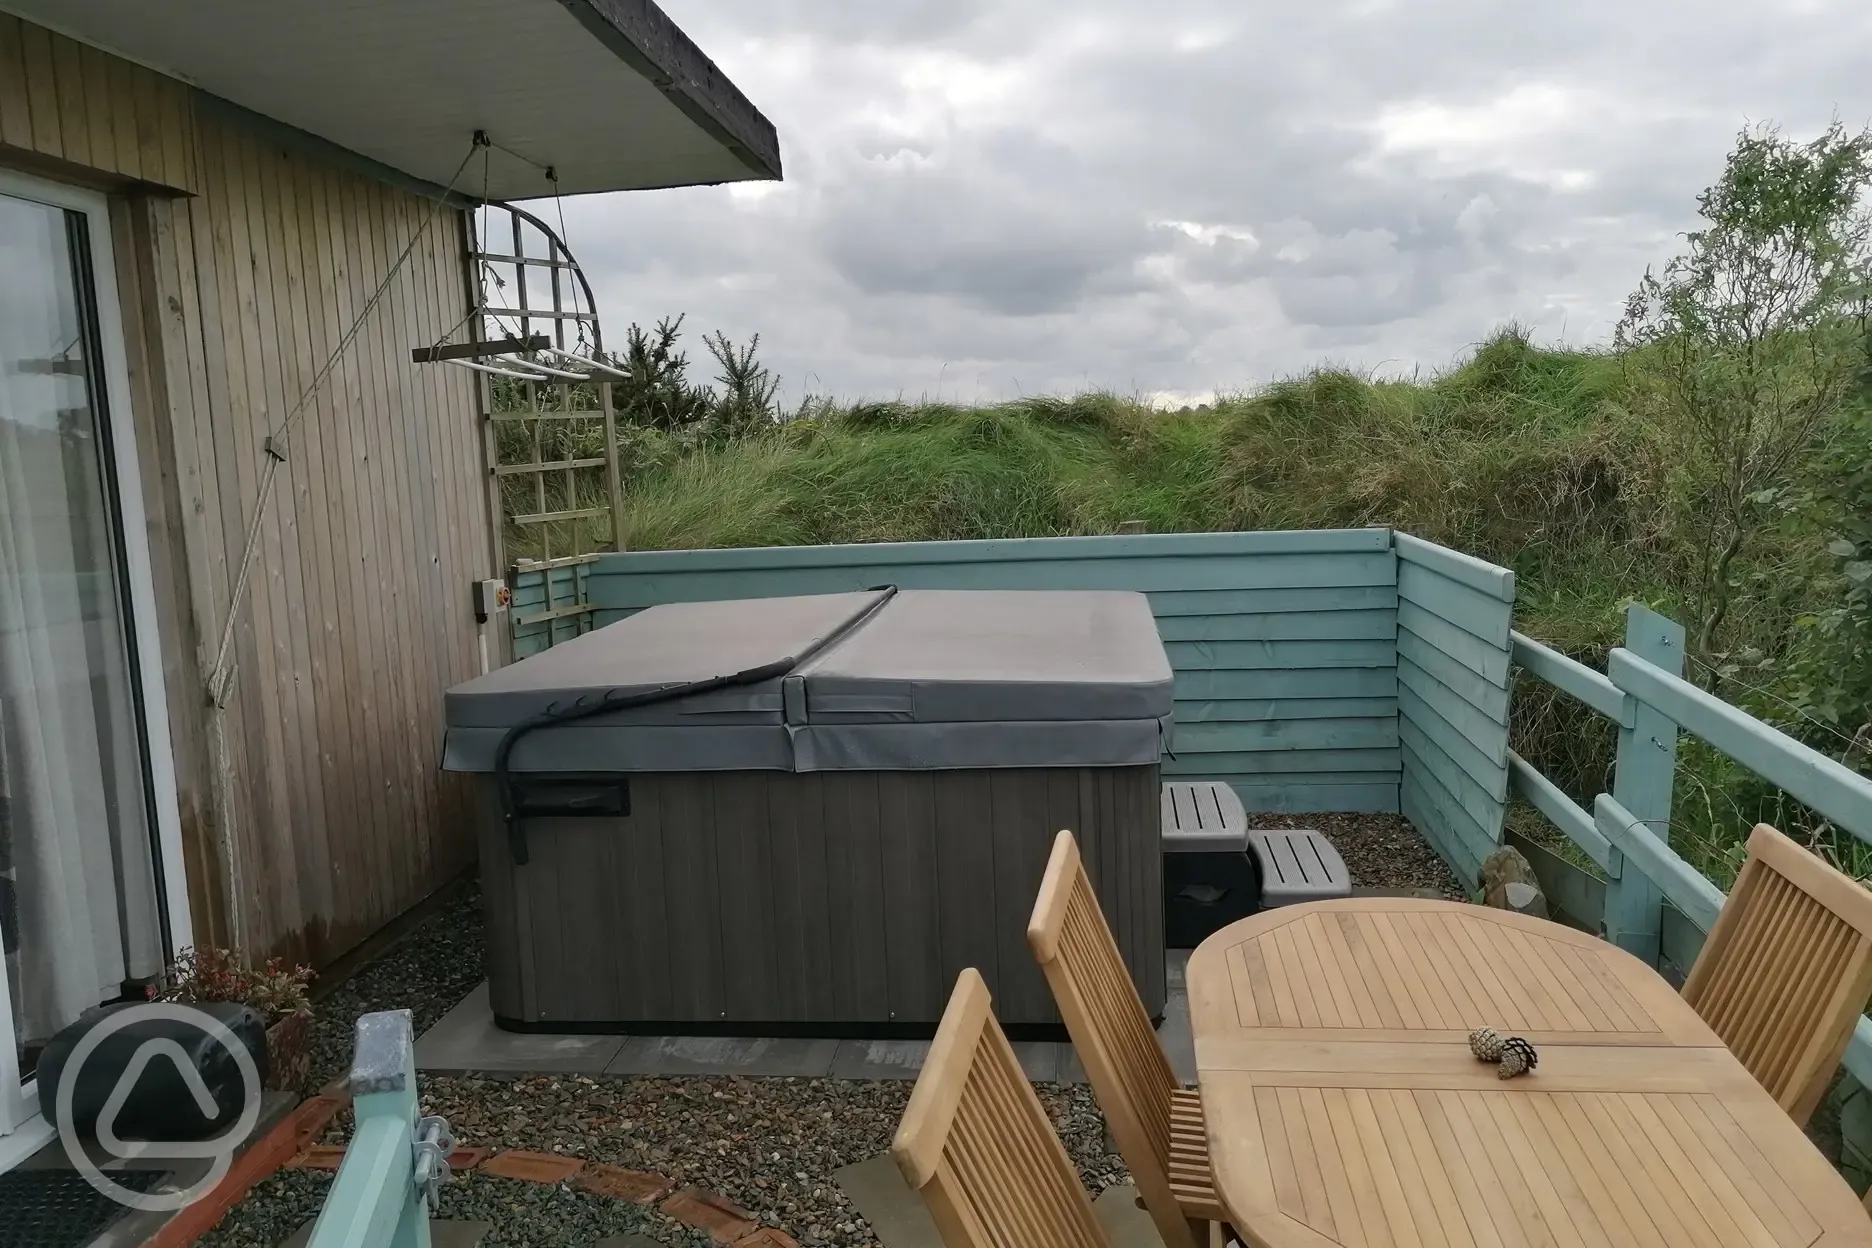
[307,1010,433,1248]
[1602,604,1685,965]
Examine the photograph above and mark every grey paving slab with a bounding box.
[833,1153,942,1248]
[416,983,624,1074]
[1158,989,1196,1085]
[828,1038,1062,1081]
[605,1034,839,1077]
[1165,948,1189,992]
[280,1220,488,1248]
[1058,1001,1188,1085]
[1094,1183,1170,1248]
[588,1237,662,1248]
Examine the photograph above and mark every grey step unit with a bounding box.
[443,588,1173,1034]
[1253,826,1352,906]
[1160,781,1352,945]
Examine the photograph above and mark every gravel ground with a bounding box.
[1248,811,1468,899]
[417,1074,1122,1246]
[209,813,1463,1246]
[306,884,487,1091]
[196,1167,714,1248]
[203,1074,1121,1248]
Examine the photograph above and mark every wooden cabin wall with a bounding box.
[1,15,494,965]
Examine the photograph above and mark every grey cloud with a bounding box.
[529,0,1872,402]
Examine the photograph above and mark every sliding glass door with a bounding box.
[0,173,178,1144]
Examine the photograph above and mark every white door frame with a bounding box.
[0,167,194,1162]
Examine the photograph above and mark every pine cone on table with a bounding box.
[1468,1027,1504,1062]
[1497,1036,1538,1078]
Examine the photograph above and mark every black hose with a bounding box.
[494,659,792,865]
[494,586,898,864]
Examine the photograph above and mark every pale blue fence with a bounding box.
[1394,533,1516,883]
[1507,603,1872,1082]
[510,528,1517,828]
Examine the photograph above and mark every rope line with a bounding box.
[205,137,484,704]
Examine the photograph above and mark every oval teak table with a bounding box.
[1187,898,1871,1248]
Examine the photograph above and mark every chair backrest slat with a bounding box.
[1683,823,1872,1125]
[1028,830,1202,1248]
[892,968,1116,1248]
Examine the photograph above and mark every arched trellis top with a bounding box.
[415,198,625,646]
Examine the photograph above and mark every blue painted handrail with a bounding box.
[1509,607,1872,1086]
[306,1010,452,1248]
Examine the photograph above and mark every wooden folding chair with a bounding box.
[1028,830,1227,1248]
[891,968,1116,1248]
[1683,822,1872,1126]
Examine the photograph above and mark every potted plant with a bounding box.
[150,948,316,1094]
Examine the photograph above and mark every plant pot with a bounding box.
[265,1012,313,1094]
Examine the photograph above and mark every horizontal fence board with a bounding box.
[1168,748,1400,776]
[598,529,1393,573]
[1396,630,1509,724]
[1199,770,1406,788]
[1395,531,1516,599]
[1178,697,1398,724]
[1594,794,1724,930]
[1399,721,1503,842]
[1229,781,1401,815]
[1610,649,1872,843]
[591,551,1400,604]
[1397,562,1512,649]
[1173,717,1399,754]
[1506,751,1612,873]
[1397,602,1511,686]
[1145,585,1396,617]
[1156,609,1395,642]
[1398,657,1508,767]
[1172,668,1397,700]
[1401,768,1489,884]
[560,531,1410,815]
[1398,683,1509,801]
[1164,639,1397,671]
[1512,631,1625,722]
[510,566,583,608]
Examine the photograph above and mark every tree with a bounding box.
[1617,121,1872,662]
[616,316,712,430]
[703,330,780,436]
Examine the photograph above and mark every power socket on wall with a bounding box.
[471,578,511,623]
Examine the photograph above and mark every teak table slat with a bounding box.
[1188,899,1872,1248]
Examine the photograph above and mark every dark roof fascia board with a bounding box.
[552,0,782,182]
[195,89,481,208]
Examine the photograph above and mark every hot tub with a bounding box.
[442,588,1171,1034]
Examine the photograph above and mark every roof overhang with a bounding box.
[1,0,780,199]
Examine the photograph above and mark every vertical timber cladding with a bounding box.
[6,13,494,965]
[167,111,491,964]
[1393,533,1516,884]
[583,530,1405,814]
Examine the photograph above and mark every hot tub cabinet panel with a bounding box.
[445,589,1172,1034]
[473,766,1162,1031]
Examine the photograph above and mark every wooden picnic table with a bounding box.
[1187,897,1872,1248]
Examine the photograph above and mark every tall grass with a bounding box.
[605,327,1858,883]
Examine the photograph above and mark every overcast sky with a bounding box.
[542,0,1872,407]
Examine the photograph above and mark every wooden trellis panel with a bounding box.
[468,203,622,647]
